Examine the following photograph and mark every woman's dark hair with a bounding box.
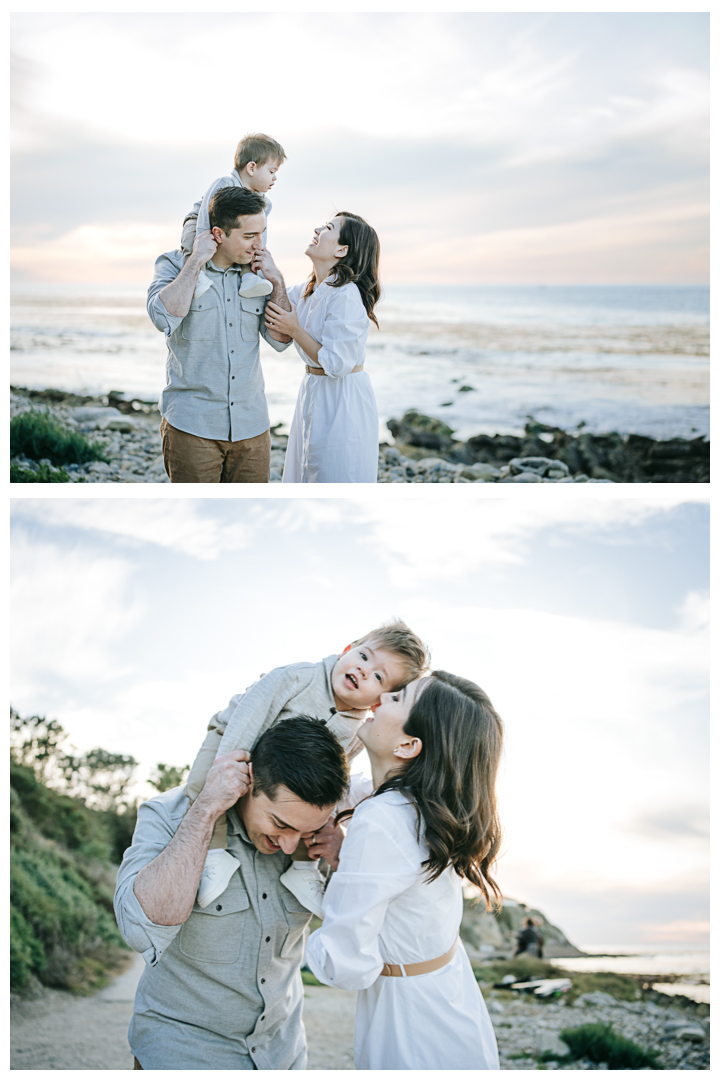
[252,717,349,808]
[338,671,503,908]
[208,186,266,235]
[303,213,381,327]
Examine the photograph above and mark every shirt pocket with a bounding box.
[279,893,313,960]
[240,296,264,342]
[179,888,250,964]
[180,302,217,341]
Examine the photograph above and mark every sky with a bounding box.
[10,495,709,947]
[10,12,709,286]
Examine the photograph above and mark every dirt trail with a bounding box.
[11,954,356,1070]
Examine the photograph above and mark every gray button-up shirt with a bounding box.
[147,252,289,442]
[114,788,311,1070]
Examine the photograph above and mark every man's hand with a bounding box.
[192,228,218,264]
[195,751,252,817]
[307,819,345,871]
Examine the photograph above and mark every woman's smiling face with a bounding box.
[357,677,428,760]
[305,216,347,261]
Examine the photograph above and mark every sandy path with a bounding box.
[11,954,356,1070]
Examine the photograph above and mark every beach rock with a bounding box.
[462,462,498,481]
[573,992,619,1008]
[380,410,709,483]
[666,1026,706,1042]
[536,1032,570,1057]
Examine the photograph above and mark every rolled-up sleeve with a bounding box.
[114,796,186,967]
[146,251,186,337]
[316,291,369,378]
[304,800,418,991]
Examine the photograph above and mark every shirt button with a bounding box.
[231,350,234,353]
[265,936,271,942]
[261,1016,265,1021]
[227,298,231,302]
[252,1047,257,1053]
[231,402,234,406]
[262,893,267,899]
[229,322,233,326]
[216,904,222,911]
[232,375,235,380]
[261,978,266,984]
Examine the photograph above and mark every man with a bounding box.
[147,187,292,483]
[114,719,349,1070]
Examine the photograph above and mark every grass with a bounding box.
[472,955,644,1005]
[11,462,72,483]
[543,1022,663,1070]
[10,410,109,468]
[301,968,324,986]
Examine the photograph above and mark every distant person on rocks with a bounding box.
[514,916,541,957]
[304,671,503,1070]
[114,718,349,1070]
[147,185,292,483]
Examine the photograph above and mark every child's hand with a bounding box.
[265,300,300,338]
[251,246,281,283]
[192,229,218,264]
[306,820,344,871]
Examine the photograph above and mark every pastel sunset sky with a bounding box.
[11,12,709,286]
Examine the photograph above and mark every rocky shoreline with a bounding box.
[11,389,710,484]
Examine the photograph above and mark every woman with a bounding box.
[264,213,380,483]
[304,671,503,1070]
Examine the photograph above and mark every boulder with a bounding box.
[536,1032,570,1058]
[573,991,619,1008]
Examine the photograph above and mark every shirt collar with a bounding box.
[227,803,252,845]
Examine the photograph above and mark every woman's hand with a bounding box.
[265,300,300,338]
[307,820,345,871]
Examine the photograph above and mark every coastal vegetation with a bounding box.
[10,409,108,480]
[473,955,646,1005]
[10,709,138,993]
[545,1021,663,1069]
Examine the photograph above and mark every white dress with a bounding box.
[281,279,379,484]
[304,787,500,1070]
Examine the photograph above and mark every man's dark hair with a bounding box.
[208,186,266,235]
[251,717,349,808]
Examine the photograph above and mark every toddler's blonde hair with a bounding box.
[352,619,430,684]
[235,133,287,172]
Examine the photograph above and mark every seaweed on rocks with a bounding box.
[386,411,709,484]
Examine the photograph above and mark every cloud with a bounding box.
[677,589,709,632]
[10,538,142,694]
[10,13,709,285]
[11,500,253,560]
[345,498,701,587]
[623,804,709,841]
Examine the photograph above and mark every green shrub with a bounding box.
[10,410,108,467]
[473,955,561,985]
[556,1022,662,1070]
[10,462,72,482]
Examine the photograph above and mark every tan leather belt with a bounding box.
[305,364,364,376]
[380,937,458,977]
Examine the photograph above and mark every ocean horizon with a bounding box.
[10,283,709,443]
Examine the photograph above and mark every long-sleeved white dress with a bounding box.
[304,786,500,1070]
[281,279,379,484]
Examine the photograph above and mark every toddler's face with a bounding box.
[331,642,408,711]
[247,159,281,193]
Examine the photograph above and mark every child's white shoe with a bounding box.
[238,272,273,299]
[197,849,240,908]
[279,862,326,919]
[194,270,213,299]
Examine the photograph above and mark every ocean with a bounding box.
[10,283,709,443]
[550,943,710,1005]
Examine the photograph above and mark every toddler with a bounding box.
[186,621,429,916]
[181,132,286,300]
